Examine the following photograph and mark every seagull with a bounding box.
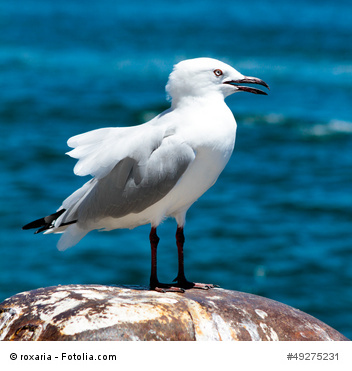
[23,57,269,292]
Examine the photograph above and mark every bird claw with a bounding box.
[150,282,185,293]
[155,286,186,293]
[172,276,219,290]
[189,282,217,290]
[150,278,219,293]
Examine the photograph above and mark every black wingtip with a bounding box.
[22,218,46,231]
[22,209,67,234]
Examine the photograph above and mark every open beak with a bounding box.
[223,76,270,95]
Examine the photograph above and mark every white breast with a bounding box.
[96,99,237,231]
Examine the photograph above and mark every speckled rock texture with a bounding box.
[0,285,348,341]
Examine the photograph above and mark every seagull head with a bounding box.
[166,57,269,105]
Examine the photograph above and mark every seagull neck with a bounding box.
[171,93,224,110]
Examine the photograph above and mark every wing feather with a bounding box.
[67,126,161,179]
[62,131,195,224]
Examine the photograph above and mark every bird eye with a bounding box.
[213,69,223,77]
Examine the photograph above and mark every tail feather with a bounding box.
[22,209,74,234]
[57,224,88,251]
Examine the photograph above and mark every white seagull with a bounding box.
[23,57,269,292]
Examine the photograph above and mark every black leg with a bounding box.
[173,226,218,290]
[149,227,160,289]
[149,227,185,293]
[174,226,189,284]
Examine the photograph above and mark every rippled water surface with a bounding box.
[1,0,352,338]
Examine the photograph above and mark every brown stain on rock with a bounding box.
[0,285,349,341]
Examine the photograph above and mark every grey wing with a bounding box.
[65,136,196,224]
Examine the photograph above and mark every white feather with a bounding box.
[42,57,259,249]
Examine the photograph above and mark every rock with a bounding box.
[0,284,348,341]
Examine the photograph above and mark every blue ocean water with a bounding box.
[1,0,352,338]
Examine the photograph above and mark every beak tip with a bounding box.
[224,76,270,94]
[255,90,268,96]
[254,78,270,90]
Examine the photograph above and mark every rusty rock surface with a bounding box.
[0,284,348,341]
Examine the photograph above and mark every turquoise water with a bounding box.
[1,0,352,338]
